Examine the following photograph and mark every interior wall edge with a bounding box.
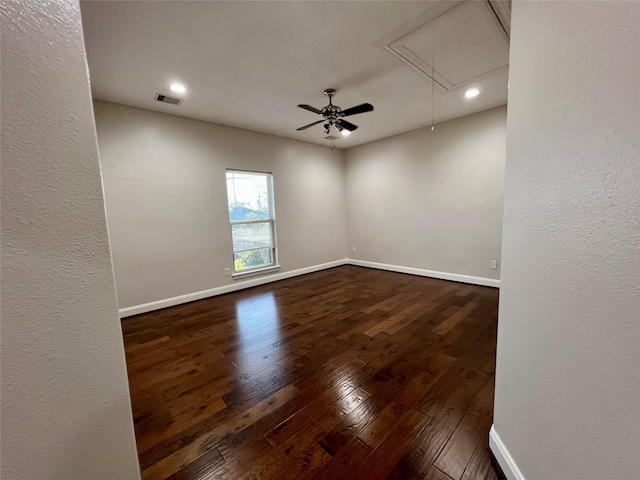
[1,0,141,477]
[489,425,526,480]
[94,99,347,309]
[343,106,506,284]
[348,259,500,288]
[120,258,500,318]
[119,259,348,318]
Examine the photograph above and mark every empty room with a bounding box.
[2,1,638,480]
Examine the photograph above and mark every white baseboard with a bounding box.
[347,259,500,288]
[119,259,348,318]
[489,425,526,480]
[119,258,499,318]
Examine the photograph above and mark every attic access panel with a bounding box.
[376,0,510,93]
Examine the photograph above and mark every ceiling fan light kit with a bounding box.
[296,89,374,148]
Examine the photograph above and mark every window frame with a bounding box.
[225,169,278,276]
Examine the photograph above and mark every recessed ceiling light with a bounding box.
[465,88,480,99]
[341,129,351,137]
[170,83,186,94]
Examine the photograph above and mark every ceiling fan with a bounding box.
[296,89,374,136]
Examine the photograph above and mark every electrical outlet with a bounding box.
[489,260,497,270]
[352,246,357,255]
[224,268,231,277]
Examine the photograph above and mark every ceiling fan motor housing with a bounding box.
[322,105,342,119]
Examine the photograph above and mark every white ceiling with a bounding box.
[81,1,510,149]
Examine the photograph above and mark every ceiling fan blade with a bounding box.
[341,103,374,117]
[337,119,358,131]
[297,104,323,115]
[296,119,324,131]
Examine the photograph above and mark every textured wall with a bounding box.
[345,107,506,281]
[93,100,347,309]
[1,2,140,479]
[493,1,640,478]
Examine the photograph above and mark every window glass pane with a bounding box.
[226,171,271,221]
[231,223,273,252]
[226,170,276,273]
[234,248,273,271]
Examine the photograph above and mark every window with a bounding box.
[226,170,277,274]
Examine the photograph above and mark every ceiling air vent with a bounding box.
[324,135,340,141]
[155,93,183,106]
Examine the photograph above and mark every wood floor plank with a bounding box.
[388,373,491,480]
[352,407,431,480]
[208,388,331,479]
[433,301,480,336]
[309,436,371,480]
[265,399,331,446]
[425,465,455,480]
[140,385,300,478]
[163,447,225,480]
[356,401,408,449]
[461,434,499,480]
[207,437,273,480]
[315,393,383,443]
[433,379,495,479]
[121,265,500,479]
[137,395,227,454]
[237,422,326,480]
[270,442,331,480]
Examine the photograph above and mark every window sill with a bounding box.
[232,265,281,279]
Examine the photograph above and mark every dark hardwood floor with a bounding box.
[121,265,500,480]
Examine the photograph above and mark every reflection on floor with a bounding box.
[121,265,500,480]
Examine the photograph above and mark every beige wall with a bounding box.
[345,107,506,283]
[1,2,140,479]
[95,102,507,310]
[94,100,347,309]
[493,1,640,479]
